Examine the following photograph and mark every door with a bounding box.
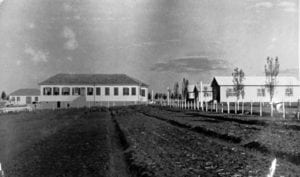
[26,97,32,104]
[80,87,86,96]
[57,101,61,108]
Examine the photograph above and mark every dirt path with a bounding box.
[106,112,131,177]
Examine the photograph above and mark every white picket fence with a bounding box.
[154,99,300,119]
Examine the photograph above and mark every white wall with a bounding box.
[39,85,148,103]
[219,85,300,102]
[9,96,39,105]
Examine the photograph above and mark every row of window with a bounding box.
[11,96,38,102]
[226,88,294,97]
[43,87,146,97]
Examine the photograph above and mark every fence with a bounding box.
[153,99,300,119]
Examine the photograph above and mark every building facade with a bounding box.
[211,76,300,103]
[187,83,213,102]
[9,88,40,105]
[39,73,148,108]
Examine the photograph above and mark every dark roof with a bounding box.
[10,88,40,96]
[39,73,148,87]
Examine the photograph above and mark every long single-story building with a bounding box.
[38,73,148,108]
[211,76,300,103]
[9,88,40,105]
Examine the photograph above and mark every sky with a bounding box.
[0,0,298,93]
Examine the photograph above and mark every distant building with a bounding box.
[187,83,213,102]
[39,73,148,108]
[200,84,213,102]
[187,85,197,100]
[9,88,40,105]
[211,76,300,102]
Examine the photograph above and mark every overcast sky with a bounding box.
[0,0,298,93]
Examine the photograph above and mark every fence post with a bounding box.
[271,102,274,117]
[215,102,218,112]
[235,101,237,114]
[227,101,230,114]
[283,102,285,119]
[260,101,262,117]
[242,100,244,114]
[206,102,208,112]
[221,103,223,113]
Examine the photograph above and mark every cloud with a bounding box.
[252,2,274,8]
[27,22,35,29]
[62,26,78,50]
[66,56,73,61]
[277,1,297,12]
[150,56,231,73]
[16,60,22,66]
[24,46,48,63]
[0,0,4,5]
[63,3,72,12]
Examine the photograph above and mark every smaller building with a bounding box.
[211,76,300,103]
[9,88,40,105]
[187,85,198,100]
[187,83,213,102]
[200,84,213,102]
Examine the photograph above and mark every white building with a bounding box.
[211,76,300,103]
[9,88,40,105]
[188,83,213,102]
[39,73,148,108]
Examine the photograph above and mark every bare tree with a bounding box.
[1,91,7,100]
[232,68,245,101]
[265,57,279,117]
[181,78,189,100]
[173,82,179,99]
[265,57,279,103]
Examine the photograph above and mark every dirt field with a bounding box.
[112,105,300,177]
[0,108,129,177]
[0,106,299,177]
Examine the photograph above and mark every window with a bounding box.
[96,87,101,95]
[11,97,15,101]
[141,89,146,97]
[105,87,110,96]
[226,88,236,97]
[53,87,60,95]
[35,97,38,102]
[123,87,129,96]
[285,88,293,96]
[72,87,81,95]
[114,87,119,96]
[131,87,136,95]
[204,92,212,97]
[17,97,20,101]
[43,87,52,95]
[257,88,265,97]
[87,87,94,96]
[62,87,70,95]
